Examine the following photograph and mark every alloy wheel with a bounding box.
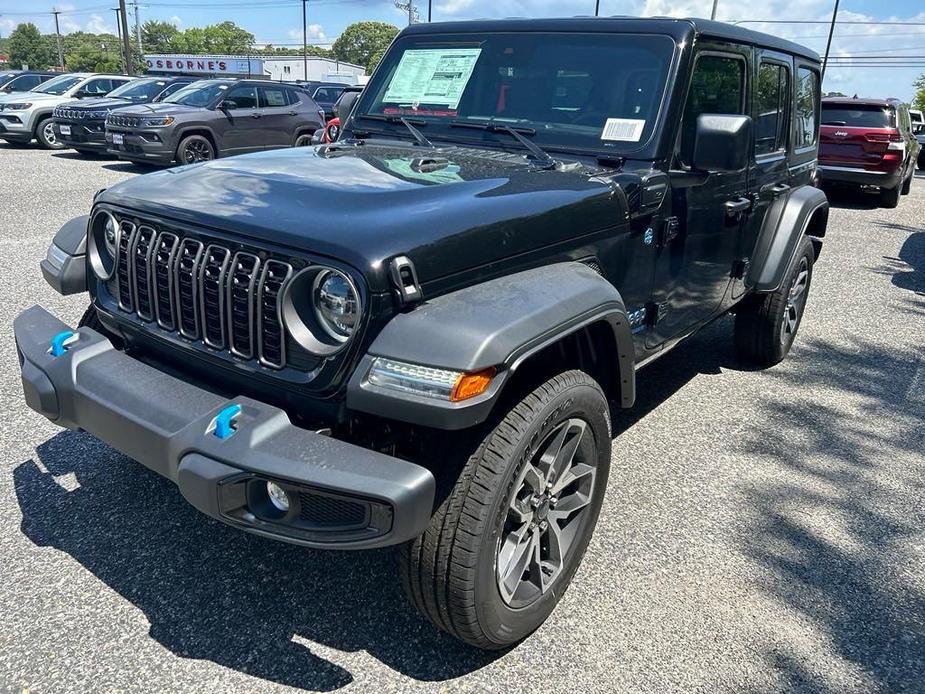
[781,256,809,344]
[183,140,213,163]
[496,417,597,608]
[43,121,57,146]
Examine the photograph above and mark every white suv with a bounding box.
[0,73,134,149]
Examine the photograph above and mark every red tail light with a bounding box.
[864,130,901,143]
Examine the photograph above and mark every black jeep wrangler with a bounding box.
[15,18,827,650]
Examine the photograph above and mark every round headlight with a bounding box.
[88,210,120,280]
[313,270,359,342]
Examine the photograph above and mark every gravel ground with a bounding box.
[0,144,922,694]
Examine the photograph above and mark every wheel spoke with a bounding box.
[550,489,591,517]
[540,419,586,487]
[498,524,537,600]
[550,461,595,496]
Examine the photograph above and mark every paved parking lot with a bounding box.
[0,144,922,693]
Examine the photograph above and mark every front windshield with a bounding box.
[34,74,85,95]
[107,78,167,101]
[163,80,229,107]
[359,32,675,153]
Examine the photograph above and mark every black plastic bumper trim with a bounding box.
[14,305,435,549]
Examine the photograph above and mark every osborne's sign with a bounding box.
[144,55,264,75]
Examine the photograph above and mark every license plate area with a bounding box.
[112,132,124,145]
[59,124,71,136]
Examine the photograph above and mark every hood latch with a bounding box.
[389,255,423,308]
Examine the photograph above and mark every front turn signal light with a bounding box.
[450,367,496,402]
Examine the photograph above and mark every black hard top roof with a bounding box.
[403,16,820,62]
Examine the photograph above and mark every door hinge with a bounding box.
[389,255,423,307]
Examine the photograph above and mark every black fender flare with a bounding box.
[749,184,828,293]
[346,262,635,430]
[40,214,89,295]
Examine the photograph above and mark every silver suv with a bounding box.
[0,73,134,148]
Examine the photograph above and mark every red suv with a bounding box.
[818,97,920,207]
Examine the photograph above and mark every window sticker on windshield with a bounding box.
[383,48,482,110]
[601,118,646,142]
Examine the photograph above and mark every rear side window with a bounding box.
[259,86,291,108]
[794,67,818,148]
[755,62,789,155]
[313,87,343,102]
[678,54,746,166]
[821,105,895,128]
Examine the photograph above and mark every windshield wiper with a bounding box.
[449,119,557,169]
[355,113,435,148]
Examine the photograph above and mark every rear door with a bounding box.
[3,74,43,93]
[733,51,793,303]
[256,85,297,148]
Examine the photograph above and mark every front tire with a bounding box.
[293,132,313,147]
[36,117,64,150]
[176,134,215,164]
[735,236,814,367]
[400,370,611,649]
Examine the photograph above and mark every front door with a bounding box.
[649,47,751,346]
[218,85,263,154]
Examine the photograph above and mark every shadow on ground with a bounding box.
[100,161,157,174]
[738,334,925,692]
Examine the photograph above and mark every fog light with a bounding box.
[266,481,290,512]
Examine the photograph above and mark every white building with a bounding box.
[144,54,365,84]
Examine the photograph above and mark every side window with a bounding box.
[158,82,187,99]
[755,62,790,156]
[259,86,291,108]
[224,85,259,109]
[82,79,112,95]
[9,75,41,91]
[678,54,746,166]
[794,67,819,149]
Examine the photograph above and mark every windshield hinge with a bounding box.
[389,255,423,307]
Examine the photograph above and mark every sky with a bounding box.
[1,0,923,101]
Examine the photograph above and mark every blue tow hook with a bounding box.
[213,403,242,440]
[49,330,78,357]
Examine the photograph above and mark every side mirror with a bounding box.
[335,91,360,123]
[692,114,752,173]
[219,99,238,111]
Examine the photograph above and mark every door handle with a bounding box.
[724,197,752,215]
[251,112,262,119]
[288,111,298,116]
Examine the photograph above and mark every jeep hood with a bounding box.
[67,97,132,111]
[112,102,205,116]
[98,144,625,292]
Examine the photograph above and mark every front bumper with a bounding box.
[55,120,108,150]
[0,117,32,142]
[106,128,176,163]
[14,305,435,549]
[818,164,903,189]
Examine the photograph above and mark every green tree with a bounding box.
[913,75,925,112]
[141,20,181,54]
[201,21,255,53]
[8,23,55,70]
[332,21,399,72]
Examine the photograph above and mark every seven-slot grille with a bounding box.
[111,219,294,369]
[106,113,142,128]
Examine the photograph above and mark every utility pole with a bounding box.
[428,0,432,22]
[394,1,418,25]
[132,0,142,61]
[710,0,718,20]
[118,0,133,75]
[822,0,840,81]
[302,0,308,81]
[112,8,125,73]
[51,8,64,70]
[594,0,600,16]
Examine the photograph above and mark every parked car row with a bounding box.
[818,96,922,208]
[0,73,340,165]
